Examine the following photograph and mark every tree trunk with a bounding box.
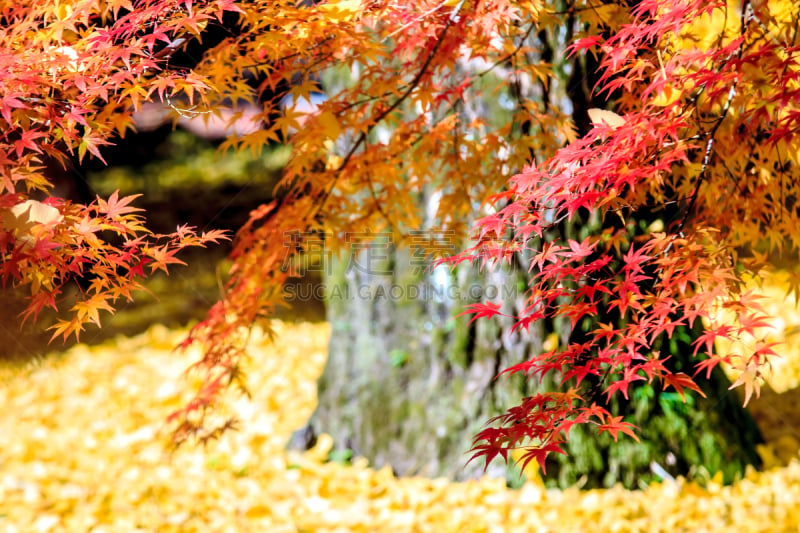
[292,243,543,481]
[291,241,763,488]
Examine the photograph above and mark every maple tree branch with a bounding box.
[239,36,336,70]
[678,0,749,232]
[679,100,735,232]
[337,91,396,113]
[382,0,455,42]
[474,21,537,79]
[363,170,393,227]
[312,4,460,216]
[340,18,535,132]
[151,36,190,60]
[549,0,614,16]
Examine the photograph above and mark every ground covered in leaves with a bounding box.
[3,321,800,532]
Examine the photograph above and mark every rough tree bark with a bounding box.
[301,244,544,481]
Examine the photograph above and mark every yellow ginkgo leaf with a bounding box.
[587,108,625,129]
[542,332,559,352]
[305,433,334,462]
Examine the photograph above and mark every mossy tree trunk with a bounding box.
[298,245,544,481]
[311,245,543,479]
[291,238,763,488]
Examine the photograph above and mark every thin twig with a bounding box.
[678,0,750,232]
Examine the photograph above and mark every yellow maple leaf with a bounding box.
[317,111,341,140]
[728,362,762,407]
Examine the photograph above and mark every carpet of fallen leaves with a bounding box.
[3,321,800,532]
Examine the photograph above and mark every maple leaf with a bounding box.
[516,441,567,475]
[457,301,506,324]
[145,244,187,274]
[662,372,706,401]
[566,35,603,56]
[604,367,645,400]
[597,415,640,443]
[48,317,85,343]
[72,292,114,327]
[565,238,595,259]
[728,363,762,407]
[466,442,509,473]
[693,354,728,380]
[319,0,362,23]
[13,130,46,158]
[95,190,144,218]
[692,324,734,356]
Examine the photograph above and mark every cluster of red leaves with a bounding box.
[457,0,800,472]
[1,1,234,340]
[2,191,226,341]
